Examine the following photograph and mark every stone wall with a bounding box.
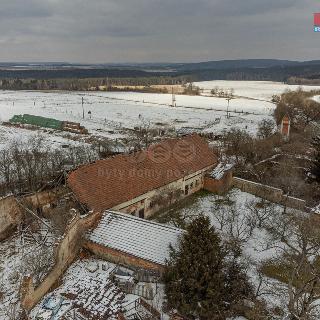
[233,177,306,211]
[21,211,102,311]
[0,196,23,241]
[22,187,68,216]
[0,187,68,241]
[84,241,164,273]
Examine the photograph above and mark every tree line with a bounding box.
[0,76,192,91]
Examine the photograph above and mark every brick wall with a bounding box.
[0,196,23,241]
[84,241,164,273]
[204,170,233,195]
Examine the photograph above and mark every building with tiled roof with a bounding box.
[68,134,218,218]
[85,211,184,271]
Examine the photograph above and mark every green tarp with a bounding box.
[9,114,63,130]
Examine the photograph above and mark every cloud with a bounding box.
[0,0,53,19]
[0,0,317,62]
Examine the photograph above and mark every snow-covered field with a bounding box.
[0,80,318,153]
[195,80,320,101]
[0,87,275,147]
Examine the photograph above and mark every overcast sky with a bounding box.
[0,0,319,63]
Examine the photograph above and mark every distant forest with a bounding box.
[0,59,320,90]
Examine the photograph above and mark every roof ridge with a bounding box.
[105,210,184,233]
[68,134,204,172]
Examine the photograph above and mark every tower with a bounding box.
[280,115,291,140]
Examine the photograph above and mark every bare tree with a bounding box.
[257,119,275,140]
[126,117,158,151]
[210,194,235,231]
[225,205,252,244]
[19,247,53,286]
[0,135,98,196]
[222,128,254,165]
[265,213,320,320]
[246,199,277,229]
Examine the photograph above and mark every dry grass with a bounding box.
[261,257,320,290]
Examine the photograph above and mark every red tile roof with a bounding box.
[68,134,218,212]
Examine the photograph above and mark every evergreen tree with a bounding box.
[310,136,320,183]
[163,215,226,320]
[224,255,253,313]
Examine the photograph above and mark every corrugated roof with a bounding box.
[68,134,218,212]
[86,211,184,266]
[210,163,234,180]
[10,114,63,130]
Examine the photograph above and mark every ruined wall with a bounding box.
[0,187,69,241]
[21,211,102,311]
[84,241,164,273]
[0,196,23,241]
[204,171,233,195]
[233,177,306,211]
[23,187,68,215]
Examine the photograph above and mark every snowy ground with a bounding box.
[0,233,167,320]
[313,95,320,103]
[194,80,320,101]
[0,222,56,320]
[0,124,94,151]
[155,188,298,317]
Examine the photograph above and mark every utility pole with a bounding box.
[82,97,84,119]
[172,87,176,107]
[226,97,231,119]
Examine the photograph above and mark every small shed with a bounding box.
[204,163,234,194]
